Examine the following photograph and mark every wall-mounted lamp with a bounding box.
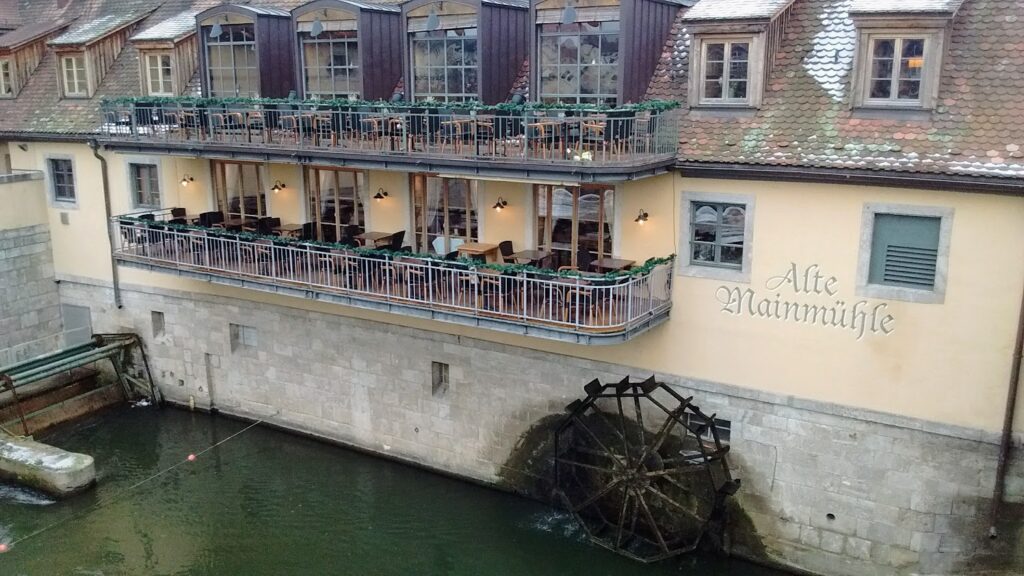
[209,22,223,39]
[492,197,508,212]
[180,174,194,187]
[271,180,286,193]
[310,17,324,38]
[426,8,440,31]
[374,188,389,202]
[560,1,577,25]
[634,209,649,225]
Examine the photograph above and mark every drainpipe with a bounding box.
[989,277,1024,538]
[89,139,122,309]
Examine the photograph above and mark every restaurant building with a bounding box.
[0,0,1021,573]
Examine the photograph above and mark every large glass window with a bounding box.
[700,39,750,103]
[130,163,161,208]
[62,55,87,97]
[146,53,174,96]
[412,175,478,254]
[410,28,478,102]
[538,21,619,105]
[689,202,746,269]
[868,37,925,103]
[535,184,614,268]
[301,30,360,99]
[205,23,259,98]
[213,160,264,220]
[307,168,367,242]
[0,59,12,97]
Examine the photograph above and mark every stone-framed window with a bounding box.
[129,162,161,208]
[47,156,77,205]
[851,28,944,110]
[689,35,763,108]
[678,190,755,283]
[61,54,88,97]
[856,203,953,304]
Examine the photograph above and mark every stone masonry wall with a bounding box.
[59,279,1024,576]
[0,224,62,363]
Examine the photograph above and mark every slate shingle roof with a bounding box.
[647,0,1024,179]
[849,0,965,15]
[0,0,1020,183]
[682,0,794,22]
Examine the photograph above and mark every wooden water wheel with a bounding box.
[553,376,739,563]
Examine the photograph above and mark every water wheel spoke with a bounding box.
[615,395,632,467]
[555,457,618,474]
[636,491,670,553]
[572,477,623,513]
[615,485,632,549]
[632,407,682,472]
[570,414,621,469]
[644,485,703,522]
[631,390,646,449]
[641,466,704,479]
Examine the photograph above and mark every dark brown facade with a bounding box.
[619,0,679,103]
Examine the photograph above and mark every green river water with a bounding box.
[0,407,788,576]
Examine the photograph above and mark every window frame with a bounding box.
[534,183,615,269]
[678,191,755,283]
[300,30,361,100]
[689,34,764,109]
[409,27,479,102]
[307,167,367,242]
[0,58,13,98]
[411,174,479,254]
[61,54,89,98]
[204,23,260,98]
[856,203,953,304]
[852,28,944,110]
[128,161,162,209]
[46,156,77,206]
[145,52,174,97]
[212,160,266,220]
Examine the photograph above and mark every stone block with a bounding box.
[844,536,872,561]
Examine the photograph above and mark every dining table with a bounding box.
[457,242,500,263]
[509,249,551,266]
[355,231,397,248]
[273,223,304,238]
[591,257,635,272]
[214,217,256,231]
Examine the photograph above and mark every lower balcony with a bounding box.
[112,217,674,344]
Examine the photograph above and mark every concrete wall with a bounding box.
[59,278,1024,576]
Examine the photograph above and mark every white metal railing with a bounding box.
[100,101,680,167]
[111,218,674,337]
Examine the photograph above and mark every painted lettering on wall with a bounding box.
[715,263,895,340]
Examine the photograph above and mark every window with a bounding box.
[689,202,745,269]
[229,323,257,352]
[213,160,264,219]
[0,59,12,97]
[868,214,940,290]
[48,158,75,202]
[205,23,258,98]
[145,53,174,96]
[431,361,449,397]
[151,311,165,338]
[411,175,478,254]
[857,203,952,303]
[410,28,478,102]
[130,163,160,208]
[537,21,619,105]
[535,184,614,269]
[867,37,925,103]
[308,168,367,242]
[301,30,360,99]
[701,39,750,104]
[61,55,88,97]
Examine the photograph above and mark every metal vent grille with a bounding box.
[883,244,937,288]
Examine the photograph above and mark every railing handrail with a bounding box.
[110,218,674,335]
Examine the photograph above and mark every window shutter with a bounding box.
[869,213,940,289]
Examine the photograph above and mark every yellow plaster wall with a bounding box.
[266,163,304,225]
[478,180,531,251]
[616,174,679,262]
[0,177,46,230]
[366,170,410,238]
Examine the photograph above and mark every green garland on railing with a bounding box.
[101,96,682,114]
[118,216,675,280]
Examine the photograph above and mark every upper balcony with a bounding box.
[110,210,674,345]
[98,98,681,181]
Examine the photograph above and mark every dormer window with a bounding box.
[61,54,88,97]
[0,59,12,97]
[683,0,793,110]
[537,21,619,105]
[197,5,294,99]
[0,20,72,98]
[848,0,961,111]
[698,38,751,105]
[145,53,174,96]
[292,1,402,102]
